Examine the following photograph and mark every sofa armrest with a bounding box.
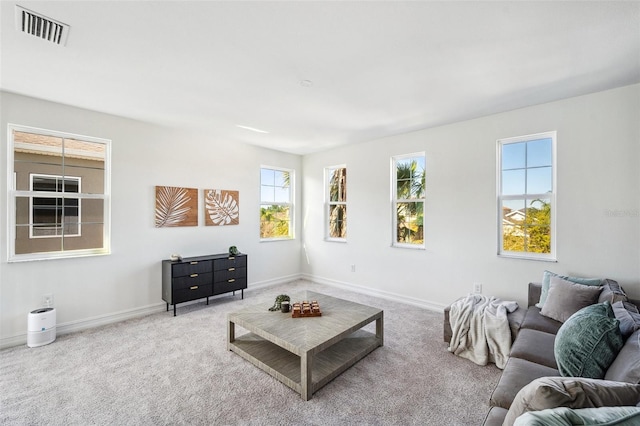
[528,282,542,308]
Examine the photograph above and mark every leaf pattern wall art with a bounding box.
[155,186,198,227]
[205,189,239,226]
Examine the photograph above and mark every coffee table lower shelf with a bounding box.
[229,329,380,399]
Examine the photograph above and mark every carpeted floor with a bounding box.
[0,280,501,425]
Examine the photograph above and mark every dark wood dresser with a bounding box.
[162,253,247,316]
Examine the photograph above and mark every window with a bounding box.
[31,174,81,238]
[8,124,111,261]
[498,131,556,260]
[392,153,425,248]
[325,166,347,241]
[260,166,293,240]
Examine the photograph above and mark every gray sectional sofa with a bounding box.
[444,281,640,425]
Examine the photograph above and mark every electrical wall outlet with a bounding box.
[43,293,54,307]
[351,264,356,272]
[473,283,482,294]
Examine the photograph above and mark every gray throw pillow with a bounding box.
[537,270,602,308]
[613,301,640,339]
[540,275,603,323]
[503,376,640,426]
[599,279,628,304]
[605,330,640,384]
[554,302,623,379]
[513,406,640,426]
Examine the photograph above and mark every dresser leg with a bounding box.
[173,304,177,317]
[241,289,244,299]
[206,296,209,305]
[166,303,169,312]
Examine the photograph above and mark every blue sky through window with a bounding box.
[261,168,290,203]
[501,138,552,196]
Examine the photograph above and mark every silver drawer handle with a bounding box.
[228,279,235,283]
[228,267,235,271]
[190,273,198,278]
[190,286,198,290]
[190,261,198,265]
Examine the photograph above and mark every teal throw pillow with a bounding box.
[537,270,602,308]
[554,302,624,379]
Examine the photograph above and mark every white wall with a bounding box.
[301,84,640,309]
[2,85,639,347]
[0,92,302,347]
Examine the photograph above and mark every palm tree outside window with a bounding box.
[392,153,425,248]
[325,166,347,240]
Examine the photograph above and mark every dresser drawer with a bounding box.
[173,284,213,304]
[173,260,212,277]
[213,256,246,271]
[173,272,213,290]
[214,267,246,283]
[214,277,247,295]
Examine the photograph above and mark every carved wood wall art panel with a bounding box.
[155,186,198,227]
[204,189,239,226]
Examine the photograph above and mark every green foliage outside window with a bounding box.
[503,199,551,253]
[260,205,291,238]
[396,158,425,245]
[260,167,292,239]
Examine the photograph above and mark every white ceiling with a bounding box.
[2,1,639,155]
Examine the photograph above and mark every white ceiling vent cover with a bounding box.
[15,5,69,46]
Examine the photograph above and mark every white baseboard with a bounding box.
[1,302,166,350]
[0,274,305,350]
[301,273,447,313]
[246,273,304,291]
[0,272,442,350]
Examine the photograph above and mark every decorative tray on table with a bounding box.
[291,300,322,318]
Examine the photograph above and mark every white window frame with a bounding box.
[391,152,426,249]
[8,124,111,262]
[29,173,82,239]
[259,165,294,241]
[325,165,347,242]
[497,131,557,261]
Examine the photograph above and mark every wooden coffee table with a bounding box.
[227,290,384,400]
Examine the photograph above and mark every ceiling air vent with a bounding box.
[15,5,69,46]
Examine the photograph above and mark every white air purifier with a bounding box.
[27,307,56,348]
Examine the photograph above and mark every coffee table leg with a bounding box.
[301,351,313,401]
[376,313,384,346]
[227,320,235,351]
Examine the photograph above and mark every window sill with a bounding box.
[391,243,425,250]
[498,253,557,262]
[260,237,295,243]
[8,249,110,263]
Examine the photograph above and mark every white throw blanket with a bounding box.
[447,294,518,369]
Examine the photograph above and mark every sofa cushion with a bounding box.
[509,329,557,369]
[613,301,640,339]
[539,275,602,323]
[490,357,559,409]
[598,278,628,304]
[605,330,640,384]
[482,406,508,426]
[554,302,623,379]
[513,406,640,426]
[520,307,562,335]
[536,270,601,308]
[503,376,640,426]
